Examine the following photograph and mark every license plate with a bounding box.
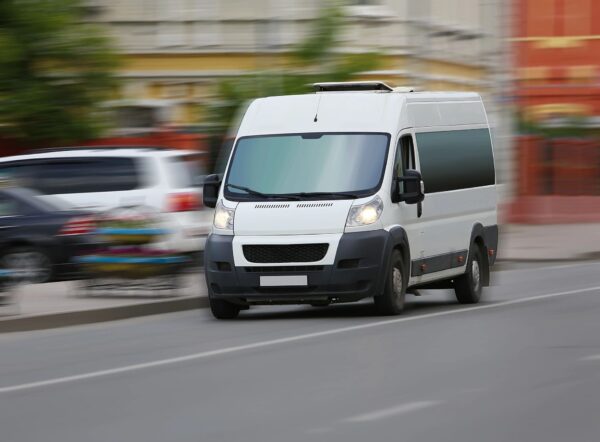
[259,275,308,287]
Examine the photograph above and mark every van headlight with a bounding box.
[213,200,235,230]
[346,196,383,227]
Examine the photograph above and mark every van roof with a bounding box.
[237,89,483,137]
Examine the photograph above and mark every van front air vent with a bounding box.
[243,244,329,263]
[296,203,334,208]
[254,204,290,209]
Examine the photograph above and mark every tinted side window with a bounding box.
[415,129,495,193]
[0,193,32,216]
[0,195,19,217]
[401,136,416,173]
[0,158,141,194]
[393,135,416,178]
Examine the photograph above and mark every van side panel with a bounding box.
[407,100,497,285]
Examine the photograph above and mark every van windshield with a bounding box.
[225,133,389,200]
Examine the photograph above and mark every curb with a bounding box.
[0,296,209,333]
[496,253,600,263]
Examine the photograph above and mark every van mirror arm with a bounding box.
[394,170,425,205]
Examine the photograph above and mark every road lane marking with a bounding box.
[580,354,600,361]
[1,285,599,395]
[342,400,443,423]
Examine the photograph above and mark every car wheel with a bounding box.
[454,244,483,304]
[374,250,406,315]
[209,298,241,319]
[0,246,53,284]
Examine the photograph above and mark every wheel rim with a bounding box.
[471,259,481,292]
[392,267,403,302]
[2,251,51,283]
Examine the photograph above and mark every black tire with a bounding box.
[0,246,53,284]
[309,302,330,307]
[374,250,406,315]
[454,245,484,304]
[209,297,241,319]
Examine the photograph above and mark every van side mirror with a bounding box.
[203,174,222,208]
[393,169,425,205]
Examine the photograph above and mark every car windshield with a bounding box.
[225,133,389,200]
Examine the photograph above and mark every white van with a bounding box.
[203,82,498,319]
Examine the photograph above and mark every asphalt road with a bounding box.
[1,260,600,442]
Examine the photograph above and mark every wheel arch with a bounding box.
[388,226,411,282]
[469,223,490,286]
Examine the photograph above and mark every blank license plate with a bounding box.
[259,275,308,287]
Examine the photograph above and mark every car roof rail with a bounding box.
[312,81,395,92]
[21,145,172,155]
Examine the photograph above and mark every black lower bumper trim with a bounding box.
[204,230,391,306]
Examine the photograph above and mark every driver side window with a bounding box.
[394,134,416,191]
[0,195,18,217]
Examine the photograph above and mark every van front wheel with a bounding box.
[209,298,241,319]
[454,245,483,304]
[374,250,406,315]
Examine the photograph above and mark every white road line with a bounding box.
[580,354,600,361]
[342,400,443,423]
[0,285,599,395]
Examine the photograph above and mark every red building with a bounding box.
[510,0,600,223]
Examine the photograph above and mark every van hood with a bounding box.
[233,200,354,235]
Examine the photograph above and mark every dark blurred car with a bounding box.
[0,187,95,283]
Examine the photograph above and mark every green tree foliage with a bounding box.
[206,6,381,148]
[0,0,120,145]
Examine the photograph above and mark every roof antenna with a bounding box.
[313,94,322,123]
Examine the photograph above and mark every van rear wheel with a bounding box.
[374,250,406,315]
[454,245,483,304]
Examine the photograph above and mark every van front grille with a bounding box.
[243,244,329,263]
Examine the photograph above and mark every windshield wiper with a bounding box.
[279,191,360,200]
[225,183,300,200]
[226,184,357,200]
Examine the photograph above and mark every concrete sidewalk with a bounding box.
[498,223,600,262]
[0,273,208,332]
[1,223,599,332]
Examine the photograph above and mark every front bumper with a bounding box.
[204,230,391,305]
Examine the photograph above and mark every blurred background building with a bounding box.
[84,0,513,200]
[4,0,599,223]
[86,0,503,127]
[509,0,600,222]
